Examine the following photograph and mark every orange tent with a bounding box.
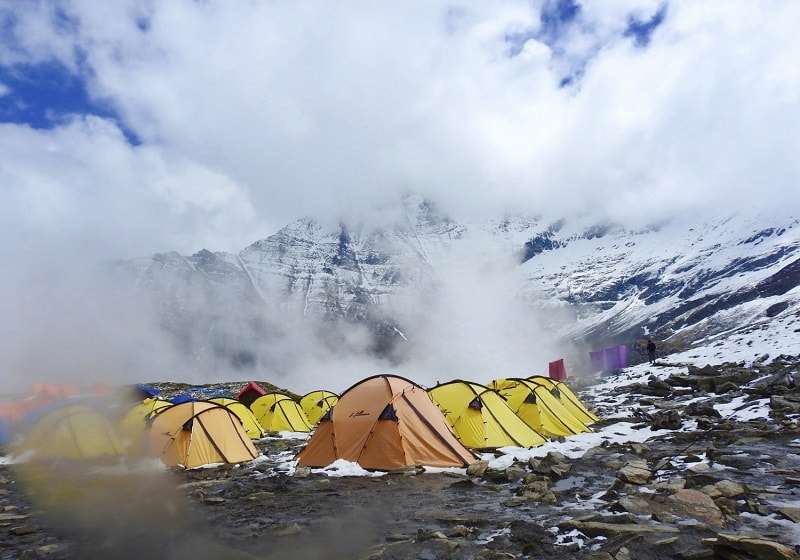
[147,401,259,468]
[295,374,476,471]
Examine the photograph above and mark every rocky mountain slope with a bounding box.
[120,197,800,379]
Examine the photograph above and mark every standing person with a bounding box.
[647,339,657,365]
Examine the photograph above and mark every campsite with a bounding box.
[2,341,800,560]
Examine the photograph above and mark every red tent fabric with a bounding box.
[548,359,567,380]
[235,381,268,408]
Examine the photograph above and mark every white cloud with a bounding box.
[1,0,799,389]
[4,0,798,235]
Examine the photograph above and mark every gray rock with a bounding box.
[705,533,800,560]
[617,460,652,485]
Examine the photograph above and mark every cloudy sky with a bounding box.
[2,0,798,258]
[1,1,799,390]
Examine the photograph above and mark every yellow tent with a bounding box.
[489,378,591,437]
[119,397,173,438]
[20,402,125,461]
[526,376,599,425]
[208,397,267,439]
[299,390,339,425]
[147,401,259,468]
[296,374,476,470]
[249,393,312,433]
[428,381,546,449]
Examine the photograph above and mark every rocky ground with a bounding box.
[3,357,800,559]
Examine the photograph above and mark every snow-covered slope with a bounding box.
[122,197,800,377]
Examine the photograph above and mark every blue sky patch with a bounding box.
[624,5,667,48]
[0,60,140,145]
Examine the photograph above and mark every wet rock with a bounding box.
[667,489,725,527]
[446,525,470,537]
[9,525,37,535]
[509,520,559,555]
[685,401,721,418]
[466,460,489,477]
[615,495,652,515]
[530,451,572,478]
[705,533,800,560]
[714,480,746,499]
[416,528,448,541]
[778,507,800,523]
[509,480,556,504]
[652,410,682,429]
[504,465,527,482]
[617,460,652,485]
[557,520,680,537]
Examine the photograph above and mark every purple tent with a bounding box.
[590,345,628,371]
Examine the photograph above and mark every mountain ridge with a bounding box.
[120,198,800,383]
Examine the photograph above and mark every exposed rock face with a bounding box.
[119,198,800,374]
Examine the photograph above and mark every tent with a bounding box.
[235,381,268,408]
[147,401,259,468]
[489,378,591,437]
[249,393,312,433]
[428,380,547,449]
[19,402,126,461]
[526,376,599,425]
[132,383,161,401]
[295,374,477,470]
[299,390,339,426]
[208,397,267,439]
[119,397,173,438]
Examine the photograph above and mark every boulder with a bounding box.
[667,489,725,527]
[706,533,800,560]
[617,461,652,485]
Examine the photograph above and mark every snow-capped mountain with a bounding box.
[121,196,800,377]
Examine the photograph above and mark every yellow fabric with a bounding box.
[428,381,546,449]
[299,390,339,425]
[147,401,258,468]
[250,393,312,433]
[208,397,267,438]
[526,376,599,424]
[120,398,173,438]
[296,374,476,470]
[490,378,591,437]
[21,403,125,461]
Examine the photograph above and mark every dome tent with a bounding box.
[295,374,477,471]
[249,393,312,433]
[208,397,267,439]
[489,378,591,437]
[147,401,259,468]
[19,401,125,461]
[299,390,339,426]
[428,380,546,449]
[525,376,599,425]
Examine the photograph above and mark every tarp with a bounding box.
[428,380,546,449]
[489,378,591,437]
[296,374,476,470]
[249,393,311,433]
[147,401,259,468]
[133,383,161,400]
[299,390,339,426]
